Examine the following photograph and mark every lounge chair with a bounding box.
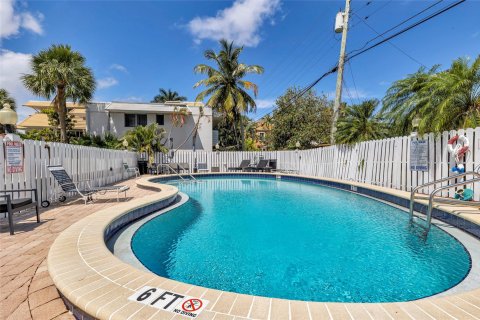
[197,163,209,172]
[47,165,129,205]
[178,163,190,173]
[0,189,39,235]
[123,162,140,177]
[244,159,271,172]
[228,160,251,171]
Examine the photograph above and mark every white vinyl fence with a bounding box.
[155,127,480,200]
[1,138,138,203]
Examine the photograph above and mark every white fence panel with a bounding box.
[1,138,138,202]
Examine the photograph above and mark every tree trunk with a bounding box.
[239,112,245,151]
[57,85,68,143]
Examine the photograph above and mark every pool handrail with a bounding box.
[409,170,480,222]
[424,177,480,233]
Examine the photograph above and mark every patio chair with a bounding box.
[178,163,190,173]
[0,189,39,235]
[244,159,271,172]
[123,162,140,177]
[47,165,130,205]
[197,163,209,172]
[228,160,251,171]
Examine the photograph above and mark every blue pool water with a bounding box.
[131,176,471,302]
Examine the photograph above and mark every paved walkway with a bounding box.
[0,178,154,320]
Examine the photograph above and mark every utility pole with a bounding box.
[330,0,351,145]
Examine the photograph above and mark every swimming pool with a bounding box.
[130,176,471,303]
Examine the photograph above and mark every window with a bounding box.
[125,114,136,127]
[137,114,147,126]
[124,114,147,127]
[258,132,265,141]
[156,114,165,125]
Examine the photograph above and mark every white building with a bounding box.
[86,101,213,151]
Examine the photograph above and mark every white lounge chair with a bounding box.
[123,162,140,177]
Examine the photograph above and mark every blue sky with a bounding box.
[1,0,479,121]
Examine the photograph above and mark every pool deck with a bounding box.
[0,178,158,320]
[2,173,480,320]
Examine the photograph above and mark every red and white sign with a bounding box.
[5,141,24,173]
[128,286,208,318]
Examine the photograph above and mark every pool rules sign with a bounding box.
[5,141,24,173]
[410,139,429,171]
[129,286,208,318]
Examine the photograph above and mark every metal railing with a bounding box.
[156,164,197,182]
[409,171,480,220]
[409,170,480,235]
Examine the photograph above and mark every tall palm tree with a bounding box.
[193,39,264,150]
[152,88,187,103]
[335,99,388,144]
[22,44,95,143]
[0,89,16,110]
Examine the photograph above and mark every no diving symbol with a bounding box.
[182,298,203,312]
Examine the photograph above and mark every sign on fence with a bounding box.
[5,141,24,173]
[410,139,429,171]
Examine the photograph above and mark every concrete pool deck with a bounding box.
[3,173,480,319]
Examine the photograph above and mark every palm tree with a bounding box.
[123,123,167,164]
[193,39,264,150]
[423,56,480,132]
[381,66,438,135]
[335,99,388,144]
[152,89,187,103]
[0,89,16,109]
[22,44,95,143]
[382,55,480,134]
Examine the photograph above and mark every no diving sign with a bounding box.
[128,286,208,318]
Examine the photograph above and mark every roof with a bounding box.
[105,101,208,114]
[17,113,86,130]
[23,101,85,110]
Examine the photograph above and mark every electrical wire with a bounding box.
[349,0,444,56]
[351,11,425,67]
[255,0,465,122]
[346,61,362,104]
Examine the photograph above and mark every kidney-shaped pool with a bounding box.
[130,176,471,303]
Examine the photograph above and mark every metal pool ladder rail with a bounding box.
[409,171,480,235]
[156,164,198,182]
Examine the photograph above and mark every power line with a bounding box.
[254,0,465,122]
[351,11,425,67]
[350,0,444,56]
[346,61,361,104]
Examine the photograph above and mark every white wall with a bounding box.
[86,103,213,151]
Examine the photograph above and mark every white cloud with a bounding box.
[109,64,128,73]
[187,0,281,47]
[21,12,44,35]
[97,77,118,89]
[255,98,276,109]
[0,49,37,121]
[0,0,44,38]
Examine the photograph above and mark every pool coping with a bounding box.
[47,173,480,320]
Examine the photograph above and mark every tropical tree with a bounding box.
[0,89,16,109]
[335,99,389,144]
[423,56,480,132]
[269,87,333,150]
[123,123,168,164]
[193,39,264,150]
[22,44,96,143]
[152,88,187,103]
[382,55,480,134]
